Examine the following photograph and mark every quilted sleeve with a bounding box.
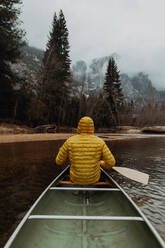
[101,142,116,169]
[56,140,69,165]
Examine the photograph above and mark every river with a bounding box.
[108,136,165,241]
[0,136,165,247]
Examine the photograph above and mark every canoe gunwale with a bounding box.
[4,166,70,248]
[101,168,165,248]
[4,165,165,248]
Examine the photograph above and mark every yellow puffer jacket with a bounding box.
[56,116,116,184]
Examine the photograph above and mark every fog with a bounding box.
[21,0,165,90]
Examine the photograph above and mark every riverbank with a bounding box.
[0,132,151,144]
[1,122,165,138]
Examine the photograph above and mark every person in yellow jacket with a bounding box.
[56,116,116,184]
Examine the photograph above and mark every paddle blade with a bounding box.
[112,167,149,185]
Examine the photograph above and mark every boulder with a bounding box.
[141,126,165,134]
[34,124,57,133]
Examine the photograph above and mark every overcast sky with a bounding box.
[21,0,165,90]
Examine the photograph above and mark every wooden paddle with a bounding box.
[112,167,149,185]
[99,161,149,185]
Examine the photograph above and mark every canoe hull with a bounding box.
[4,166,165,248]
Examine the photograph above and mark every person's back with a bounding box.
[56,116,115,184]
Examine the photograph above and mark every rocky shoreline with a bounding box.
[1,123,165,138]
[141,126,165,134]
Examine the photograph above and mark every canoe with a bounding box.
[4,165,165,248]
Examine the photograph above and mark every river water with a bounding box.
[1,136,165,247]
[108,137,165,241]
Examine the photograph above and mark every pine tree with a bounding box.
[41,10,71,125]
[58,10,71,79]
[43,13,58,67]
[92,93,112,128]
[104,58,123,125]
[113,65,123,107]
[0,0,25,118]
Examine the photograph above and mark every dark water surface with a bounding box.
[0,140,65,247]
[108,137,165,241]
[0,137,165,247]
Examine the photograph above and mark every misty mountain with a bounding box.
[72,54,118,94]
[21,45,44,71]
[10,44,44,89]
[11,45,160,109]
[72,55,160,108]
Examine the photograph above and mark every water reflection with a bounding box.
[108,137,165,241]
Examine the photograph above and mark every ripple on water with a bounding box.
[110,137,165,241]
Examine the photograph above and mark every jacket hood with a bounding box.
[77,116,94,134]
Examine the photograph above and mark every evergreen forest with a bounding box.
[1,1,165,130]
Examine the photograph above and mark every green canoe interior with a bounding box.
[8,170,163,248]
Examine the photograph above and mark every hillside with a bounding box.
[72,56,160,110]
[10,45,43,89]
[11,45,160,110]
